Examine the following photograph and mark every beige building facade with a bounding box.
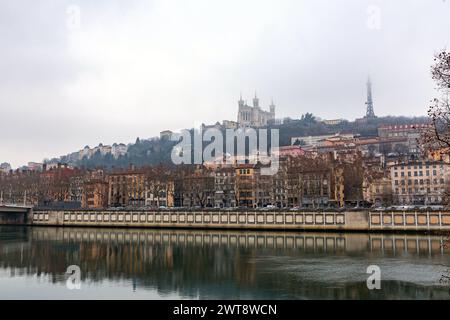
[389,160,450,205]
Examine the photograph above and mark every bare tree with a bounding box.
[287,154,331,208]
[175,165,214,208]
[187,169,215,208]
[342,157,364,207]
[144,165,172,207]
[432,50,450,90]
[422,50,450,151]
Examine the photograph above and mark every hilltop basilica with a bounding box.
[237,93,275,127]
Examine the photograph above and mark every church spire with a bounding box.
[238,92,244,107]
[253,91,259,108]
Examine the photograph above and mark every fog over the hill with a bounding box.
[1,0,449,167]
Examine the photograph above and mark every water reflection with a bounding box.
[1,226,450,299]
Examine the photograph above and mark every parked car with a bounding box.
[390,205,417,211]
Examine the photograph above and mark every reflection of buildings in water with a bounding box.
[26,228,449,256]
[33,229,348,253]
[369,234,445,256]
[1,227,450,299]
[280,280,450,300]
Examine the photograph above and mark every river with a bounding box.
[1,226,450,299]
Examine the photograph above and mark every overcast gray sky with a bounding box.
[1,0,449,168]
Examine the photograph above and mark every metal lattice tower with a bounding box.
[365,77,376,118]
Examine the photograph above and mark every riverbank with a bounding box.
[21,209,450,233]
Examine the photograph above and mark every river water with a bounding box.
[1,226,450,299]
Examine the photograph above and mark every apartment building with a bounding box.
[108,170,146,207]
[214,167,236,208]
[389,160,450,205]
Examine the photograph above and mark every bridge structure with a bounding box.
[0,204,33,225]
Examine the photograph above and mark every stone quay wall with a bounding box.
[25,209,450,232]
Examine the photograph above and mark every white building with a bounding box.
[112,143,128,159]
[0,162,11,173]
[160,130,173,140]
[27,162,43,171]
[291,133,355,148]
[322,119,344,126]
